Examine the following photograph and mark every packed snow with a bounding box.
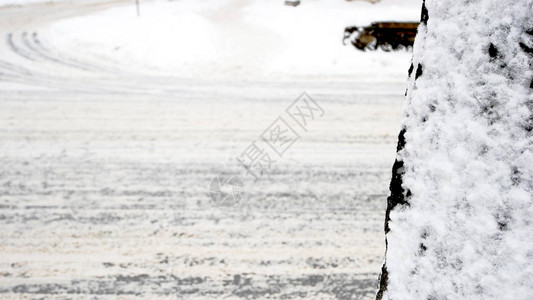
[381,0,533,299]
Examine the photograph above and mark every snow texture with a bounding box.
[378,0,533,299]
[0,1,417,299]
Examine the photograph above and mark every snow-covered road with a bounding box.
[0,0,415,299]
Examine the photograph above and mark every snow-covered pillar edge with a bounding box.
[375,2,429,299]
[376,0,429,300]
[376,0,532,299]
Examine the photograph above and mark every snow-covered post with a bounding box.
[376,0,532,299]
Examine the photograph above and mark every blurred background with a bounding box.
[0,0,420,299]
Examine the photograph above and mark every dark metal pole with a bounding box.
[135,0,140,17]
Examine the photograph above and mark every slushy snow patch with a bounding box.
[380,0,533,299]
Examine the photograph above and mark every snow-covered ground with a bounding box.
[44,0,419,81]
[0,0,421,299]
[0,0,58,6]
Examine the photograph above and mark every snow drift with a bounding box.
[45,0,420,81]
[377,0,533,299]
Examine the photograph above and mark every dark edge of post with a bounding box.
[375,1,428,299]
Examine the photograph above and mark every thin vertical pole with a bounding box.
[135,0,140,17]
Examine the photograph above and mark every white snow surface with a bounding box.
[45,0,421,81]
[0,1,420,298]
[383,0,533,299]
[0,0,64,6]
